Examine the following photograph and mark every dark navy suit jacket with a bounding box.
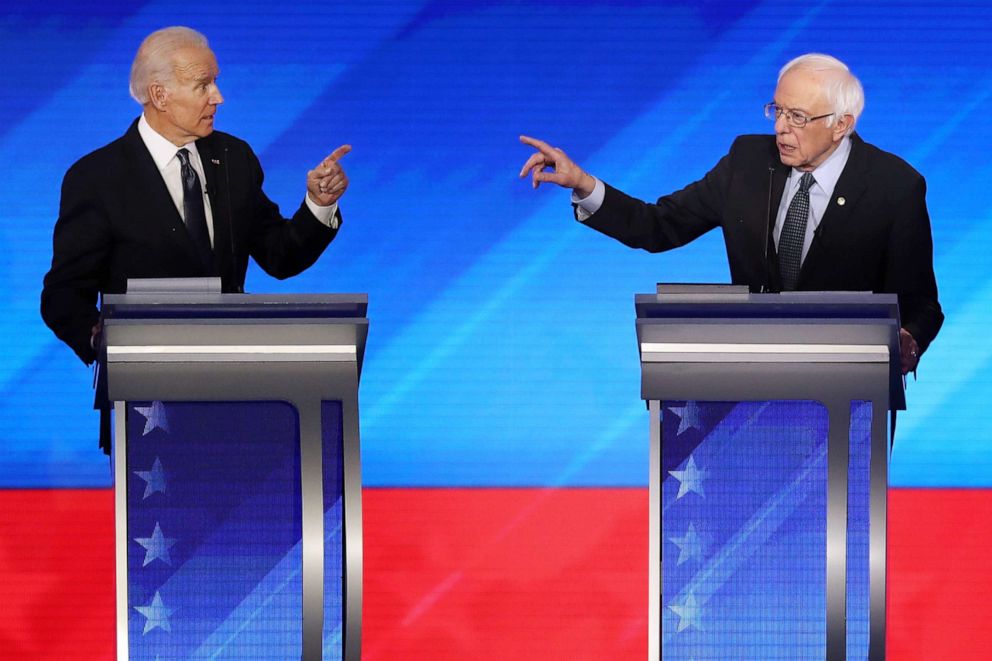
[42,118,340,365]
[583,133,943,353]
[41,119,341,453]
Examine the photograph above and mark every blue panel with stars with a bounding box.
[661,400,866,658]
[322,400,345,656]
[124,400,345,660]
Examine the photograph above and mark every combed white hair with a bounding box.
[129,26,210,104]
[779,53,864,134]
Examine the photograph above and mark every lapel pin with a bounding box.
[837,196,846,206]
[210,158,221,165]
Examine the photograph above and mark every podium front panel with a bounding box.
[657,400,872,659]
[119,399,346,660]
[638,291,896,660]
[104,292,367,661]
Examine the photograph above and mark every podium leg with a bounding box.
[300,401,325,660]
[827,406,851,660]
[114,402,129,661]
[868,404,888,661]
[648,399,661,661]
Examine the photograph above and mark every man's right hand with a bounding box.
[899,327,920,375]
[307,144,352,207]
[518,135,596,198]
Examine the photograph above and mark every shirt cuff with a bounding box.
[571,177,605,222]
[306,196,340,229]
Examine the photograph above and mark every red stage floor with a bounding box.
[0,487,988,659]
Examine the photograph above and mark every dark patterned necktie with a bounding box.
[778,172,815,291]
[176,148,214,271]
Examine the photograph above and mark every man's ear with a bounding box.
[833,113,854,140]
[149,83,168,111]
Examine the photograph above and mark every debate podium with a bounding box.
[101,283,367,660]
[638,288,902,661]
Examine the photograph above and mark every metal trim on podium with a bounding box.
[638,286,902,661]
[102,279,367,661]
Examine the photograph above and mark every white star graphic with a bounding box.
[667,401,703,435]
[669,593,703,632]
[133,401,169,436]
[669,455,709,499]
[669,522,708,565]
[134,522,177,567]
[134,591,173,634]
[134,457,167,500]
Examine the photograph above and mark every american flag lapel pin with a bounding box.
[210,158,221,165]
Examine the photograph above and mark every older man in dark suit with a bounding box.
[42,25,350,365]
[41,26,351,451]
[519,53,943,374]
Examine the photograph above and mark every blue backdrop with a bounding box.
[1,0,988,489]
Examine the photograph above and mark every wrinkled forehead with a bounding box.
[171,46,219,81]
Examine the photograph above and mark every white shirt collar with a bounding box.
[137,114,200,170]
[790,134,851,193]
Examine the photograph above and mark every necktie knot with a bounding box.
[799,171,815,193]
[176,148,191,167]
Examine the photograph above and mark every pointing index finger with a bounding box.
[519,134,556,154]
[328,144,352,163]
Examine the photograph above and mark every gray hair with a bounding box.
[129,26,210,104]
[779,53,864,134]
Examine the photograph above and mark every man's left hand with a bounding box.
[899,327,920,375]
[307,144,352,206]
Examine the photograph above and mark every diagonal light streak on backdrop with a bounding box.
[357,0,837,478]
[0,0,990,490]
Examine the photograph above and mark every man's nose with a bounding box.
[774,112,790,133]
[210,84,224,105]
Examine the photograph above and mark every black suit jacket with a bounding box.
[583,133,943,353]
[41,118,340,365]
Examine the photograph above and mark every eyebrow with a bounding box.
[189,72,217,86]
[773,101,813,114]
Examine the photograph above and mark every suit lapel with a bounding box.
[766,143,790,291]
[122,120,207,267]
[799,133,869,284]
[122,120,184,234]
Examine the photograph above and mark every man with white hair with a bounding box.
[41,26,352,452]
[519,53,943,374]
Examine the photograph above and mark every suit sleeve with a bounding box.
[40,163,111,365]
[580,143,735,253]
[886,174,944,354]
[242,144,340,280]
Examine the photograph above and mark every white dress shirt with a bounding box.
[137,114,338,247]
[772,135,851,263]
